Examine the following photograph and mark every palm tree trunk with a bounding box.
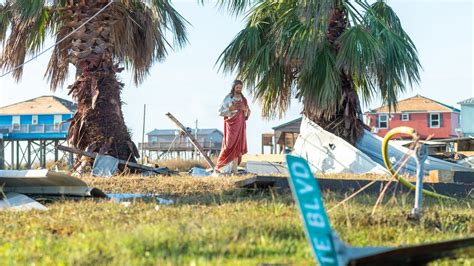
[64,0,139,163]
[305,7,364,145]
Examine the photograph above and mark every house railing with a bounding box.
[0,123,70,134]
[139,141,222,150]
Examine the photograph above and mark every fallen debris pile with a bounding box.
[235,175,473,198]
[0,169,174,211]
[0,169,106,211]
[292,117,474,178]
[57,145,174,176]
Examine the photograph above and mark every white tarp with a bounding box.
[293,117,388,174]
[293,116,474,175]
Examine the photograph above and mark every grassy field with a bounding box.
[1,174,473,265]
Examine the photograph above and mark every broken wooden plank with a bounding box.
[428,170,455,183]
[57,145,171,174]
[165,112,215,169]
[428,170,474,184]
[242,154,285,163]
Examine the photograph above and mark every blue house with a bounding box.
[0,96,76,140]
[458,97,474,137]
[141,128,224,160]
[146,128,223,144]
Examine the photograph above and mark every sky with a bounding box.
[0,0,472,154]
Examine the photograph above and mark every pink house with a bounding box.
[365,95,460,139]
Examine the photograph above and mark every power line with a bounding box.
[0,1,114,78]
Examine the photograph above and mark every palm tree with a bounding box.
[217,0,421,144]
[0,0,187,162]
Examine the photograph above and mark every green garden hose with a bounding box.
[381,126,453,200]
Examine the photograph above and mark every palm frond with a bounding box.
[218,25,265,81]
[150,0,188,48]
[253,59,294,118]
[297,41,341,119]
[336,25,382,105]
[363,1,421,112]
[0,2,13,44]
[368,0,404,34]
[10,0,50,54]
[219,0,339,119]
[0,0,54,81]
[12,0,44,18]
[218,0,422,141]
[26,7,50,54]
[217,0,276,82]
[296,0,334,33]
[44,25,71,91]
[0,19,29,80]
[111,0,188,85]
[199,0,256,16]
[217,0,296,118]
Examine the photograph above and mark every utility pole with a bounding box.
[195,119,198,159]
[141,104,146,164]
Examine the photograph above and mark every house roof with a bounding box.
[366,94,460,113]
[0,96,76,115]
[458,97,474,105]
[272,117,302,131]
[147,128,223,136]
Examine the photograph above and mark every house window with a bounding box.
[12,116,20,130]
[401,113,409,121]
[430,113,440,128]
[32,115,38,125]
[54,114,62,130]
[378,114,388,129]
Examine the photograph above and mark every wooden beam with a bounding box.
[57,145,171,174]
[0,140,4,169]
[165,112,215,169]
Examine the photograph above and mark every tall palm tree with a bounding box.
[0,0,187,162]
[217,0,421,144]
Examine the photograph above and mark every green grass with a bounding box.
[1,175,473,265]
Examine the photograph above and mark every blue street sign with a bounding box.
[286,155,339,265]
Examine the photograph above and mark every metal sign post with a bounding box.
[411,144,428,218]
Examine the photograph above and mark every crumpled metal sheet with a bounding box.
[245,161,287,175]
[293,117,388,174]
[92,154,119,177]
[0,169,107,197]
[107,193,174,205]
[190,167,212,177]
[0,192,47,211]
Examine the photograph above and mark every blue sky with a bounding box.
[0,0,472,153]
